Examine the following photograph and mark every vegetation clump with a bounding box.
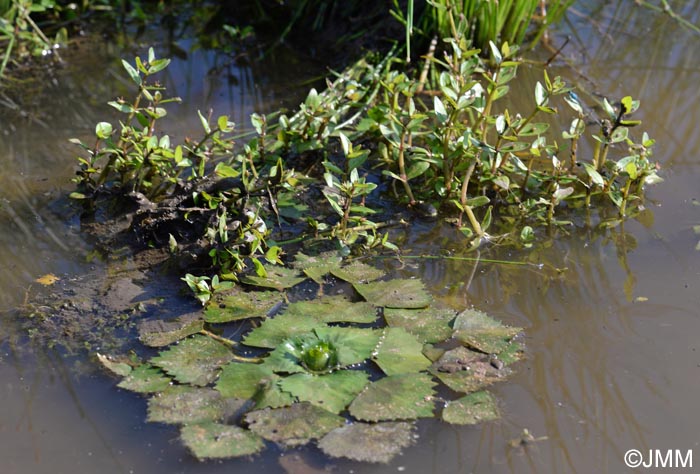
[99,258,523,462]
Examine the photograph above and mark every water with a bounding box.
[2,2,700,473]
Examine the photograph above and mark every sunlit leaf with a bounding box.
[292,251,343,284]
[96,353,133,377]
[279,371,369,413]
[245,402,345,447]
[204,289,283,323]
[147,386,225,424]
[242,314,321,349]
[349,373,436,421]
[354,279,432,308]
[330,261,385,284]
[35,273,60,286]
[452,309,521,353]
[216,362,275,399]
[319,422,416,463]
[151,335,234,386]
[181,422,264,460]
[372,328,431,375]
[385,307,451,341]
[283,295,377,324]
[118,364,171,393]
[313,326,381,366]
[241,265,306,291]
[442,391,499,425]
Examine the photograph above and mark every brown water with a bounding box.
[2,3,700,473]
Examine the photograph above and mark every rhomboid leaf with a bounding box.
[383,307,456,343]
[138,314,204,347]
[372,327,432,375]
[245,402,345,447]
[279,370,369,413]
[240,265,306,291]
[283,295,377,324]
[242,314,321,349]
[354,279,432,309]
[147,386,225,424]
[204,289,283,323]
[313,326,381,366]
[181,422,264,459]
[319,421,416,463]
[330,261,385,284]
[349,373,436,421]
[452,308,521,353]
[151,335,234,386]
[216,362,276,399]
[292,251,343,284]
[442,391,500,425]
[117,364,171,393]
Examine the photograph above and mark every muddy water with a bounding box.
[2,2,700,474]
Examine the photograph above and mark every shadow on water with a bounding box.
[2,1,700,473]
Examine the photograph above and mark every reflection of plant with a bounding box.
[99,258,524,463]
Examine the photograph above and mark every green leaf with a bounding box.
[319,422,416,463]
[330,261,385,284]
[204,289,283,323]
[313,327,381,366]
[452,308,521,353]
[383,307,455,343]
[214,162,240,178]
[147,386,225,424]
[283,295,377,324]
[279,371,369,413]
[242,314,320,348]
[582,162,605,187]
[354,279,432,309]
[372,328,431,375]
[95,121,112,139]
[406,161,430,180]
[216,362,276,399]
[465,195,490,208]
[434,96,448,124]
[96,353,133,377]
[121,59,141,85]
[197,110,211,134]
[252,374,296,409]
[138,315,204,347]
[240,265,306,291]
[151,335,234,386]
[518,122,549,136]
[245,402,345,447]
[181,422,264,460]
[118,364,171,393]
[148,57,171,74]
[291,251,343,284]
[349,373,436,421]
[442,391,499,425]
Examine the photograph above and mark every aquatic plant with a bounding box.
[99,258,523,463]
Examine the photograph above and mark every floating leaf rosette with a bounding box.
[98,258,523,463]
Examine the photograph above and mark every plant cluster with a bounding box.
[99,258,523,463]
